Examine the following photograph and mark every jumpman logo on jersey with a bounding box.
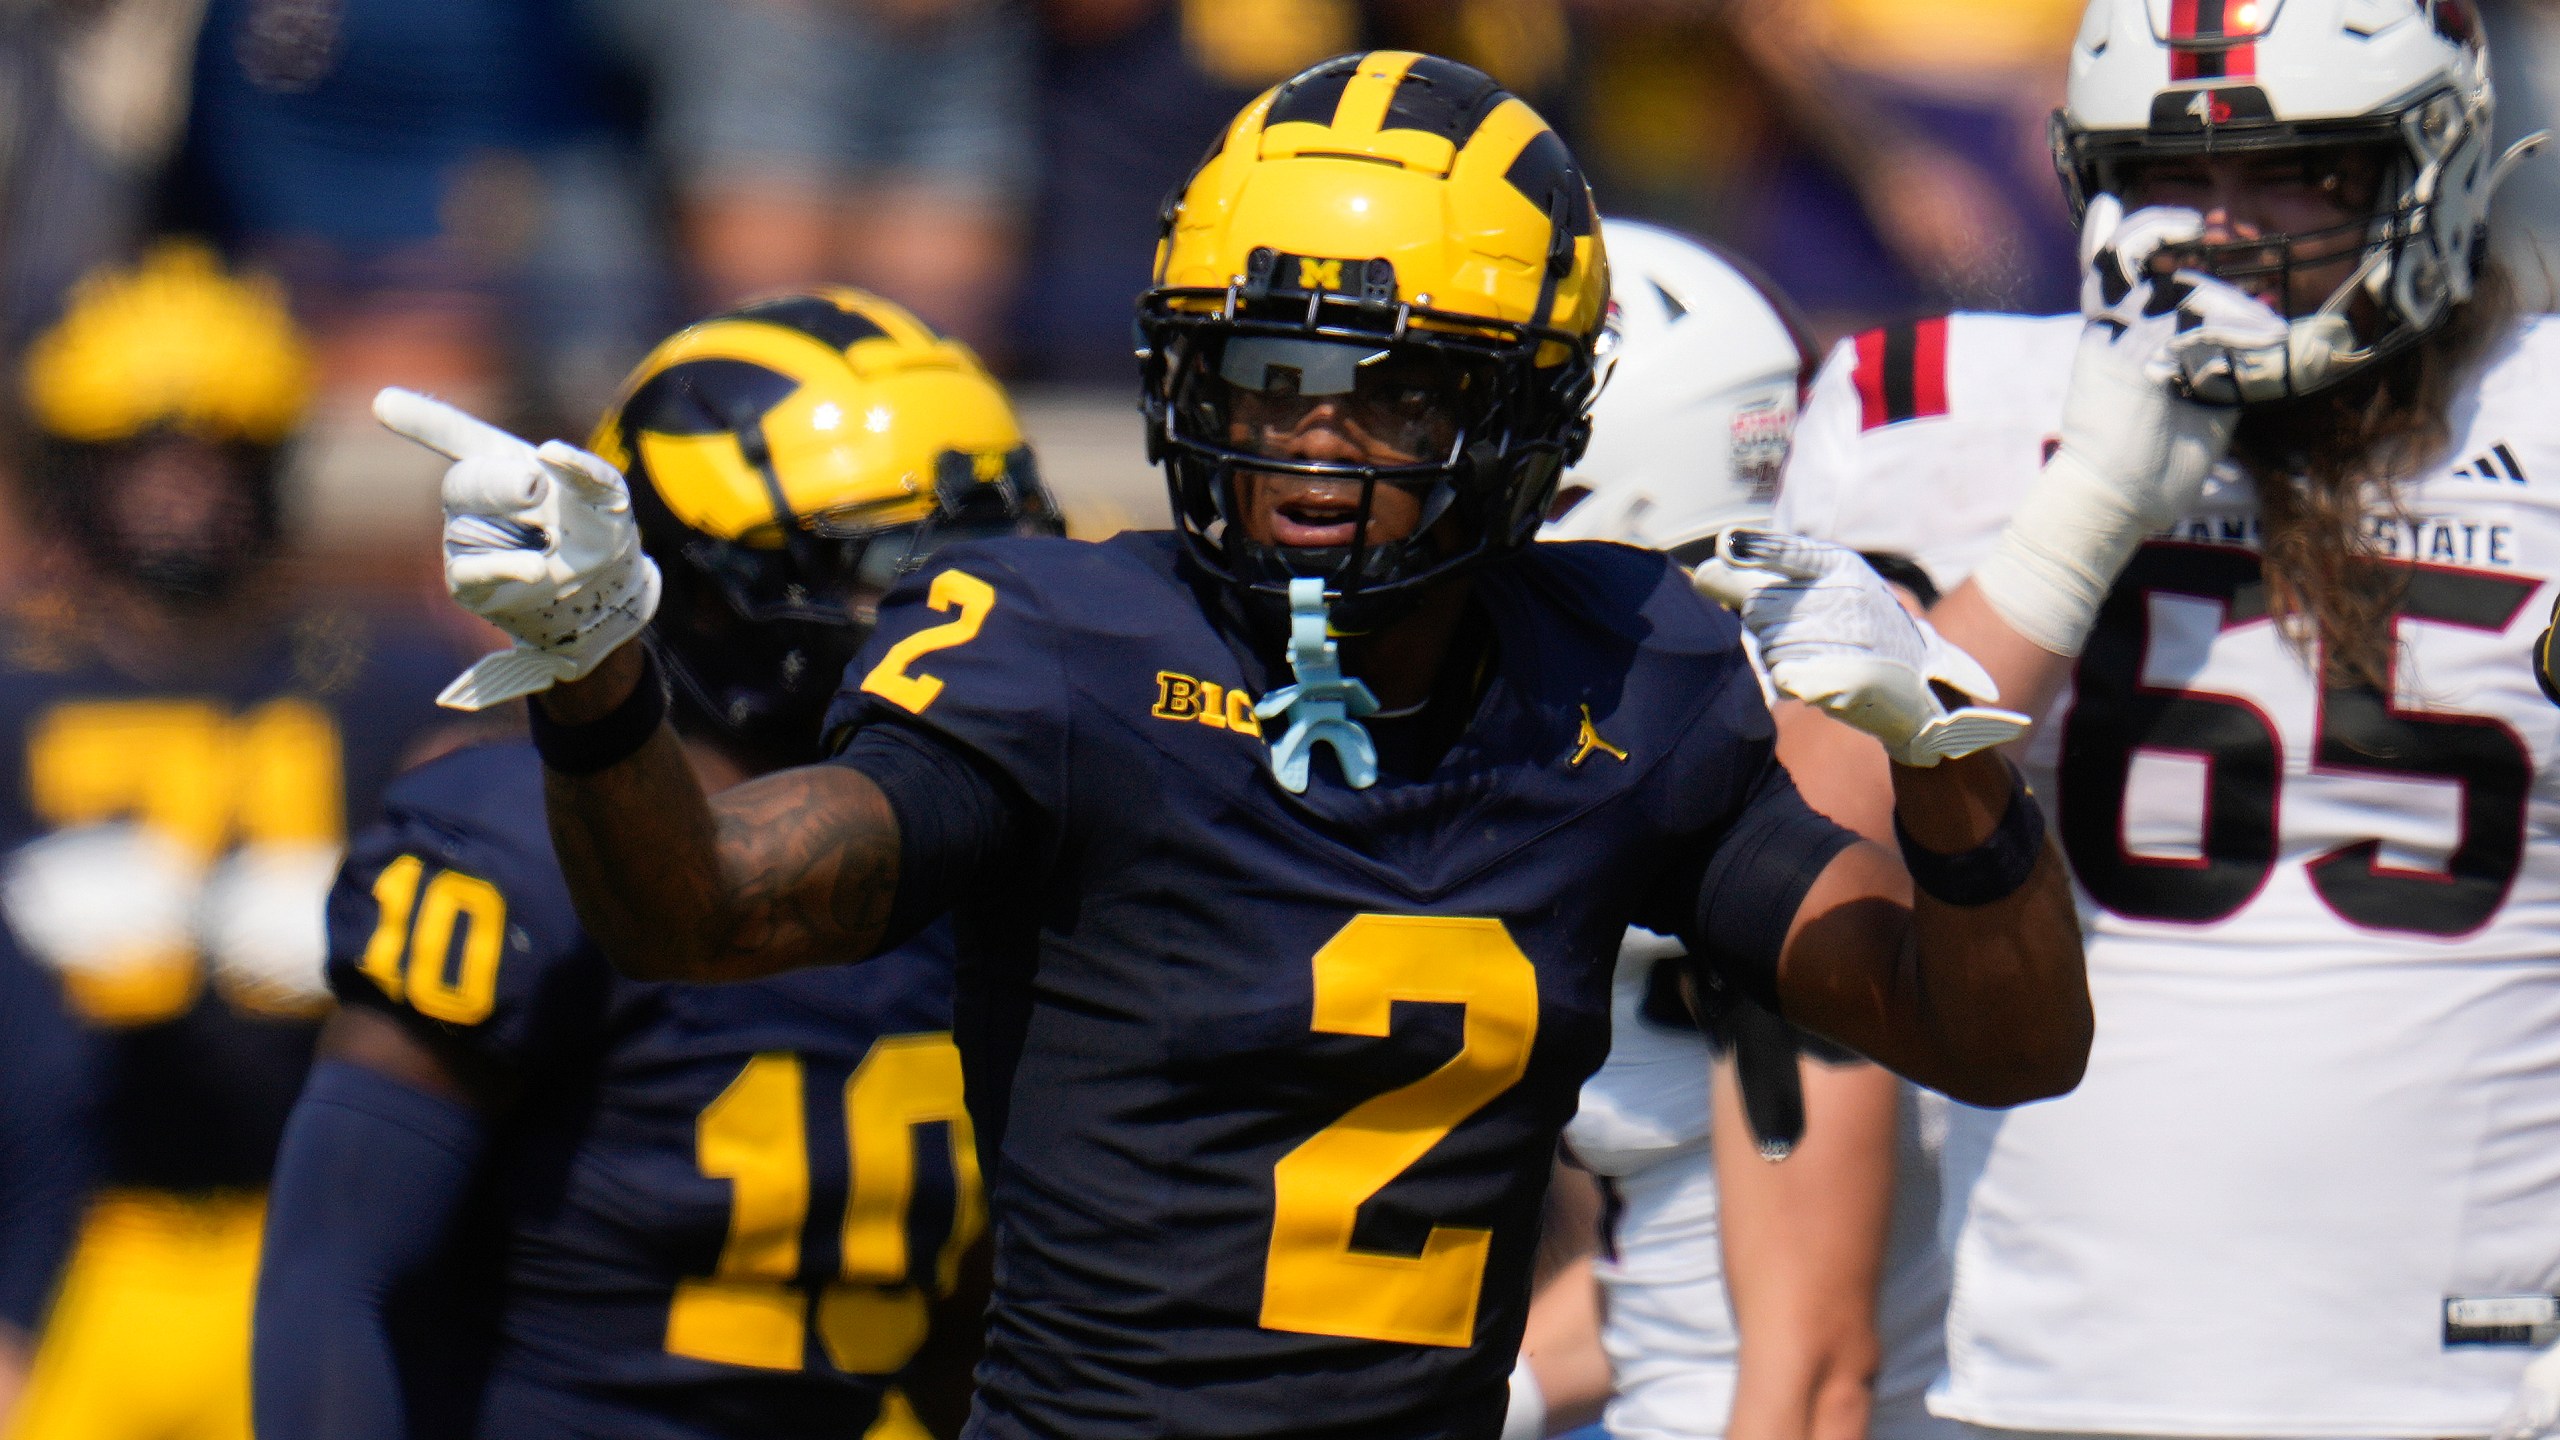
[1571,705,1629,767]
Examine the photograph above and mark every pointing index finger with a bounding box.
[374,387,536,463]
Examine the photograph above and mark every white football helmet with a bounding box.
[2054,0,2544,400]
[1540,219,1808,560]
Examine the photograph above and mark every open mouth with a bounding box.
[1267,487,1364,549]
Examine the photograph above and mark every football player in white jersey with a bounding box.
[1529,221,1966,1440]
[1759,1,2560,1436]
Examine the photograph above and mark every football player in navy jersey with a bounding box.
[253,289,1060,1440]
[0,242,467,1440]
[382,53,2093,1440]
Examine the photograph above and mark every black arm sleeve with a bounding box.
[1684,757,1860,1013]
[253,1059,487,1440]
[832,718,1030,949]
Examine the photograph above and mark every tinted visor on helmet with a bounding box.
[1176,335,1498,476]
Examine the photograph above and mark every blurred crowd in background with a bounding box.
[0,0,2334,604]
[0,0,2546,589]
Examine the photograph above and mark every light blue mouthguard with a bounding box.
[1253,577,1380,793]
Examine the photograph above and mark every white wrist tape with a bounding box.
[1978,199,2254,659]
[1501,1358,1548,1440]
[1971,443,2152,657]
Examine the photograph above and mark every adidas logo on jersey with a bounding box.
[2452,444,2529,485]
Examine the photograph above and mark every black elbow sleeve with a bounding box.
[832,720,1025,948]
[1688,777,1859,1015]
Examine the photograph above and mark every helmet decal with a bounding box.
[599,287,1060,764]
[728,294,894,351]
[2165,0,2268,80]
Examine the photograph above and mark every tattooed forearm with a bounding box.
[544,721,902,983]
[708,767,902,977]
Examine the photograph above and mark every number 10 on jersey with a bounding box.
[667,1036,983,1374]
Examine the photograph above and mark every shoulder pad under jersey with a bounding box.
[325,741,607,1075]
[824,534,1192,816]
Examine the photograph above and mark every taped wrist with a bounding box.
[1895,761,2047,907]
[832,720,1023,949]
[1970,446,2147,657]
[529,647,666,775]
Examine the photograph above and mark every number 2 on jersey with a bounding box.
[665,1037,984,1373]
[1261,915,1539,1349]
[861,570,995,715]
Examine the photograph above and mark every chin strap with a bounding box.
[1253,577,1380,793]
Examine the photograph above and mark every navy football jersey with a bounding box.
[0,601,459,1191]
[326,742,980,1440]
[0,918,94,1333]
[826,533,1848,1440]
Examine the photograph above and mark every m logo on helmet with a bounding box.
[1297,257,1345,292]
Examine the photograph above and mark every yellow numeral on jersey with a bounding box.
[1260,915,1539,1348]
[821,1034,984,1372]
[860,570,996,715]
[667,1053,811,1370]
[25,698,346,1022]
[28,698,344,857]
[665,1035,984,1375]
[356,856,426,997]
[351,858,507,1025]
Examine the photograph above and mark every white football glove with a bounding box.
[375,387,661,711]
[197,842,341,1014]
[2167,265,2320,404]
[0,823,199,988]
[1970,196,2262,658]
[1693,529,2029,768]
[2495,1341,2560,1440]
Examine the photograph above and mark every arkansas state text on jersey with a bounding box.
[326,743,979,1440]
[1777,312,2560,1437]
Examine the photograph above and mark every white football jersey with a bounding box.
[1776,312,2560,1437]
[1564,932,1963,1440]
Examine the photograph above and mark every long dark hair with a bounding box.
[2229,262,2517,690]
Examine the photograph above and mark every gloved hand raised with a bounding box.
[1693,529,2029,768]
[1969,196,2271,658]
[375,388,661,711]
